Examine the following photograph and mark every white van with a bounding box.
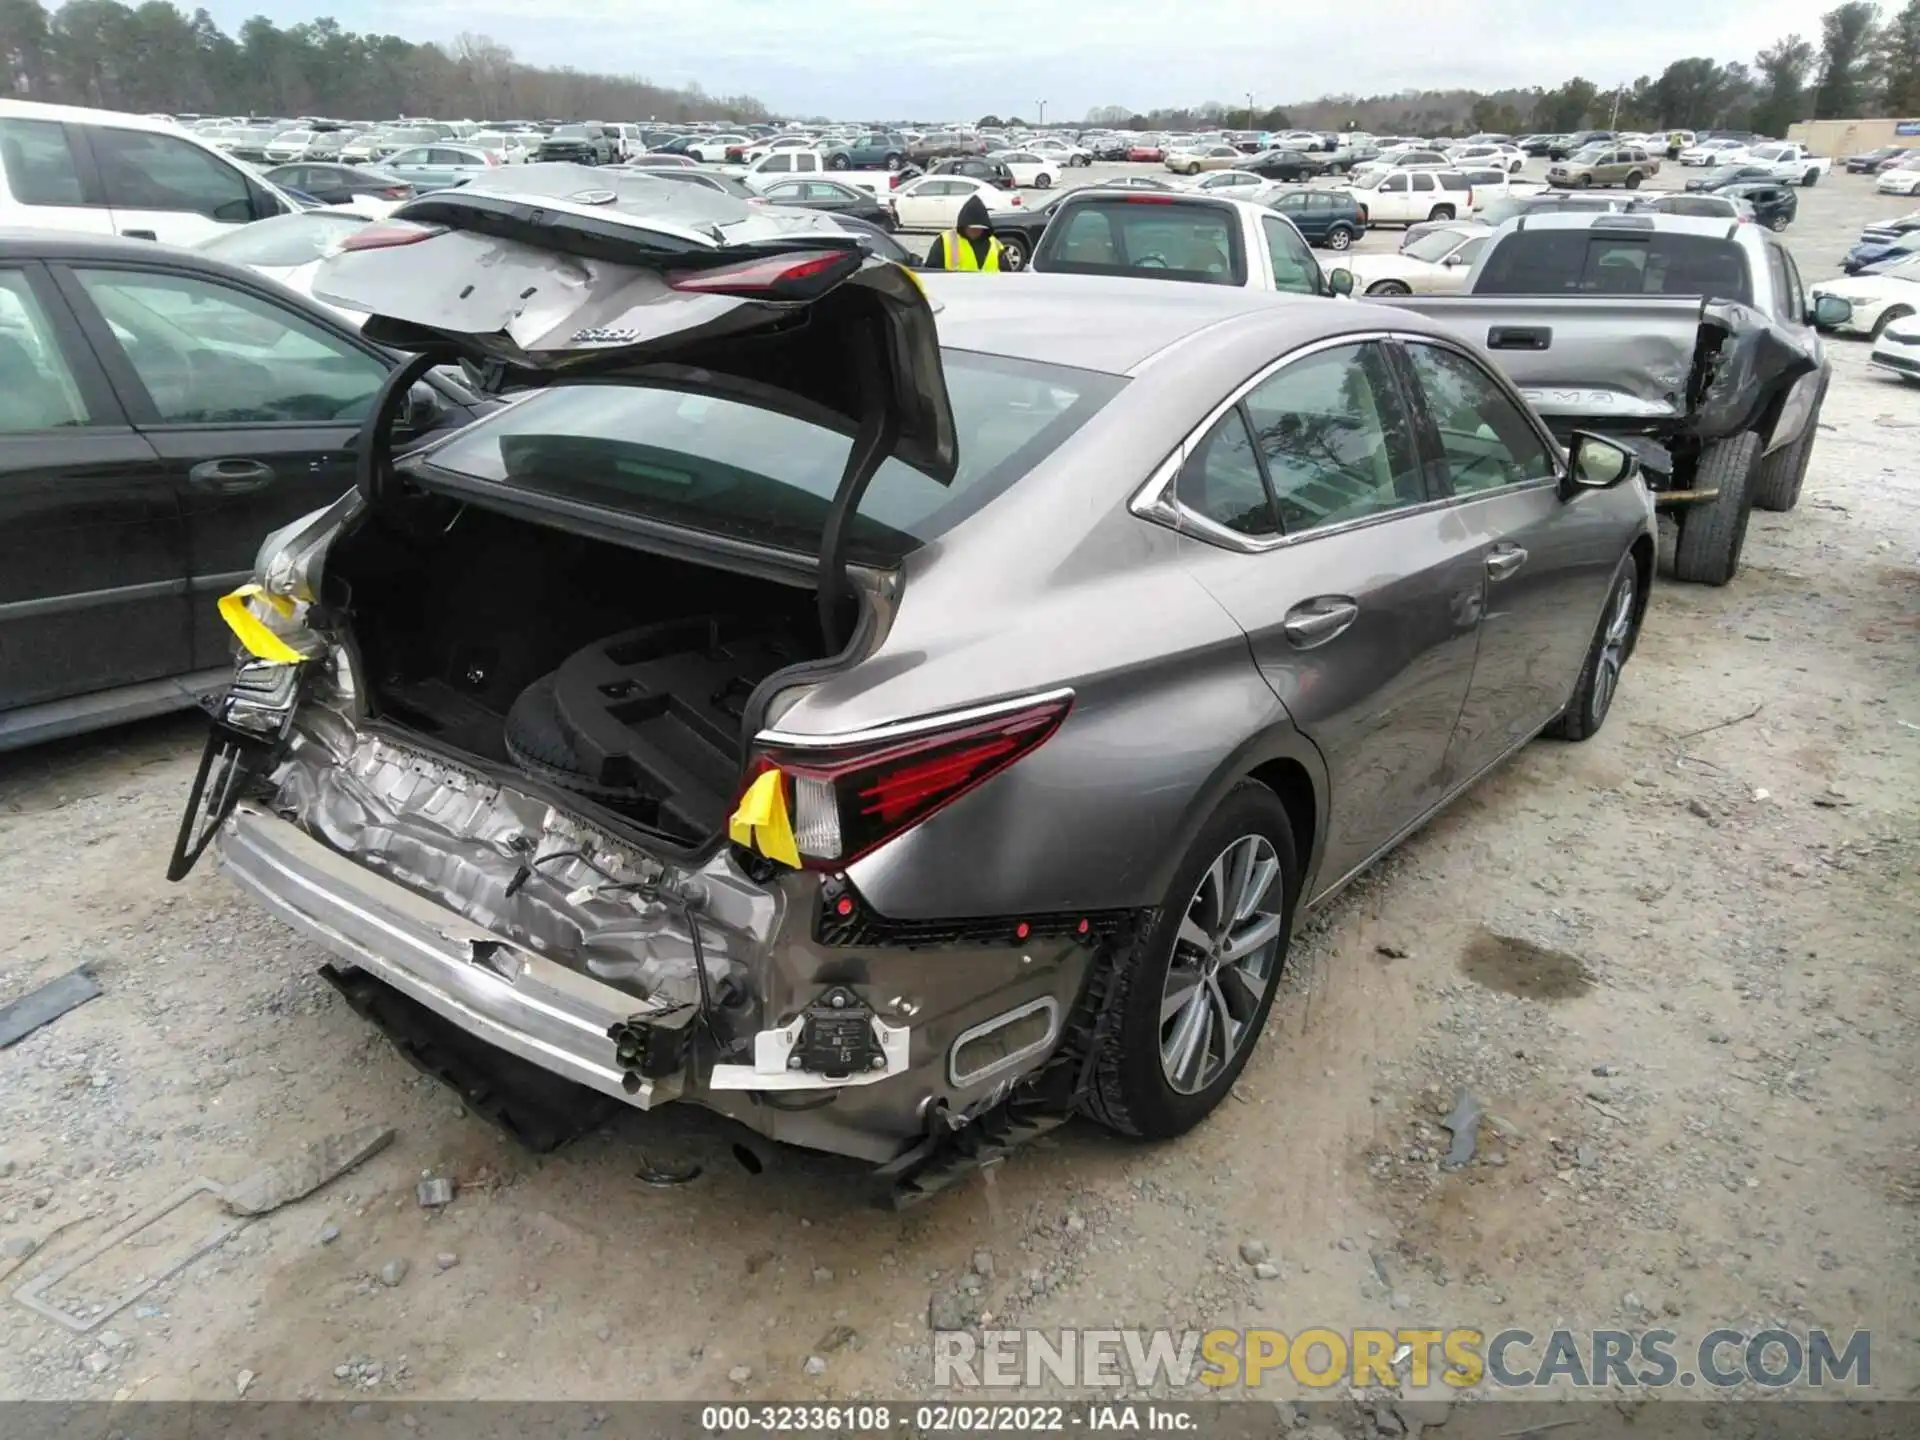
[0,99,299,246]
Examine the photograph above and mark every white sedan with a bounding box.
[1870,316,1920,380]
[1808,253,1920,337]
[1678,138,1749,166]
[1344,226,1489,295]
[990,151,1062,188]
[685,133,751,163]
[1877,167,1920,196]
[1187,169,1280,200]
[1028,137,1091,167]
[889,174,1027,230]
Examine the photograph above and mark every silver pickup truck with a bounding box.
[1374,211,1851,585]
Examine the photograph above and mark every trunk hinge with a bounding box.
[355,351,440,503]
[815,321,899,654]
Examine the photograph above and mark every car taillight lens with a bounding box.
[484,153,499,166]
[337,220,447,251]
[380,186,411,199]
[747,694,1071,869]
[1357,204,1369,223]
[667,247,862,298]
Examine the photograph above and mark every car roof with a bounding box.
[0,226,265,265]
[0,98,192,133]
[1505,211,1743,240]
[921,272,1456,377]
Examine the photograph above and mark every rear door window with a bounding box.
[418,350,1127,563]
[0,269,91,431]
[1037,198,1247,286]
[1260,216,1321,295]
[0,118,94,206]
[1175,407,1274,536]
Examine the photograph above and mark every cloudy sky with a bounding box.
[199,1,1836,119]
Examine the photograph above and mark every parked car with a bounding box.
[1876,166,1920,196]
[1340,168,1475,227]
[1401,190,1628,248]
[683,133,751,164]
[1844,144,1912,173]
[1351,147,1449,182]
[1165,143,1244,175]
[193,208,375,310]
[1713,180,1798,231]
[193,177,1654,1192]
[1684,163,1780,193]
[381,144,496,191]
[342,124,448,165]
[1869,315,1920,379]
[890,173,1025,231]
[1027,137,1091,167]
[1547,144,1659,189]
[824,132,911,171]
[0,228,482,751]
[263,162,413,207]
[1383,211,1847,582]
[1677,137,1749,166]
[472,130,536,165]
[757,177,894,227]
[637,169,765,202]
[1549,130,1616,161]
[1843,227,1920,273]
[908,130,984,163]
[1446,143,1525,174]
[1663,130,1697,157]
[1262,188,1368,250]
[1187,170,1278,200]
[1741,143,1830,187]
[1323,144,1381,176]
[1344,225,1488,294]
[534,124,618,166]
[1030,191,1351,299]
[619,152,699,170]
[1808,252,1920,338]
[1126,137,1168,162]
[930,155,1017,189]
[262,129,326,164]
[1235,148,1328,182]
[1626,192,1751,224]
[1,100,301,246]
[991,151,1062,189]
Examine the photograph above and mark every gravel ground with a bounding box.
[0,159,1915,1416]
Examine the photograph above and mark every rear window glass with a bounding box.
[1474,230,1752,303]
[1035,198,1247,286]
[419,350,1126,563]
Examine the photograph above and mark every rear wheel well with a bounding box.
[1247,757,1316,896]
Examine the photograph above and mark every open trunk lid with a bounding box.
[312,164,956,482]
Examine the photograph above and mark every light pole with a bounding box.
[1247,91,1255,130]
[1036,100,1047,127]
[1609,82,1625,129]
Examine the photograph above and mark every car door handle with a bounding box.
[122,228,157,241]
[188,459,275,495]
[1486,543,1529,580]
[1283,597,1360,649]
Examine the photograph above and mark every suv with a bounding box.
[535,123,618,165]
[0,99,299,245]
[1548,144,1660,189]
[1262,188,1368,250]
[1548,130,1615,160]
[825,132,910,171]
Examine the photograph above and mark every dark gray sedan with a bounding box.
[179,175,1654,1195]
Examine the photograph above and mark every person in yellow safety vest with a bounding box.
[926,194,1004,271]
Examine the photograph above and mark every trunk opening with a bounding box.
[325,495,856,847]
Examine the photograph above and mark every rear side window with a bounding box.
[1176,408,1273,535]
[1474,230,1752,303]
[420,350,1127,563]
[0,118,92,206]
[1260,216,1321,295]
[0,270,90,431]
[88,127,254,221]
[1438,173,1470,191]
[1037,199,1246,286]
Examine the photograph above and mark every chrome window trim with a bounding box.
[756,686,1076,750]
[1129,328,1567,555]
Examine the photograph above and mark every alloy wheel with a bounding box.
[1159,835,1285,1095]
[1592,571,1636,722]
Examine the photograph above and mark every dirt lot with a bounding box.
[0,162,1916,1416]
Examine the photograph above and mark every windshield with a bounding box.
[554,125,590,138]
[1405,229,1470,263]
[420,351,1126,562]
[1476,230,1753,303]
[1571,146,1608,162]
[1034,198,1248,286]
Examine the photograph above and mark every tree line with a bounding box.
[1082,1,1920,138]
[0,1,771,122]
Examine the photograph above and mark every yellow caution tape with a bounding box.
[728,768,800,868]
[217,584,306,664]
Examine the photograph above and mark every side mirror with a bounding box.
[401,381,448,435]
[1810,293,1852,329]
[1327,267,1355,297]
[1560,430,1639,500]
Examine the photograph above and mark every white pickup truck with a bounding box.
[1744,142,1832,187]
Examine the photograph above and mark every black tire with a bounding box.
[1079,783,1297,1140]
[829,153,850,170]
[1802,170,1819,187]
[1367,279,1412,295]
[1325,225,1354,250]
[503,675,640,800]
[1427,204,1454,221]
[1753,377,1827,512]
[1871,306,1913,340]
[885,154,902,171]
[1329,162,1347,175]
[1546,556,1641,741]
[1034,172,1051,189]
[1768,213,1790,232]
[1625,170,1643,189]
[996,236,1027,271]
[1578,173,1593,187]
[1672,430,1762,586]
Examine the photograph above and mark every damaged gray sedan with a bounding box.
[170,171,1657,1201]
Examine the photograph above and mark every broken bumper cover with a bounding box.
[215,802,683,1110]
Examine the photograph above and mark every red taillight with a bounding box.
[747,694,1071,869]
[379,187,410,199]
[1357,204,1370,223]
[1010,194,1022,206]
[484,152,500,166]
[666,247,861,298]
[337,220,447,251]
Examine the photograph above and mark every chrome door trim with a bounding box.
[756,686,1076,749]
